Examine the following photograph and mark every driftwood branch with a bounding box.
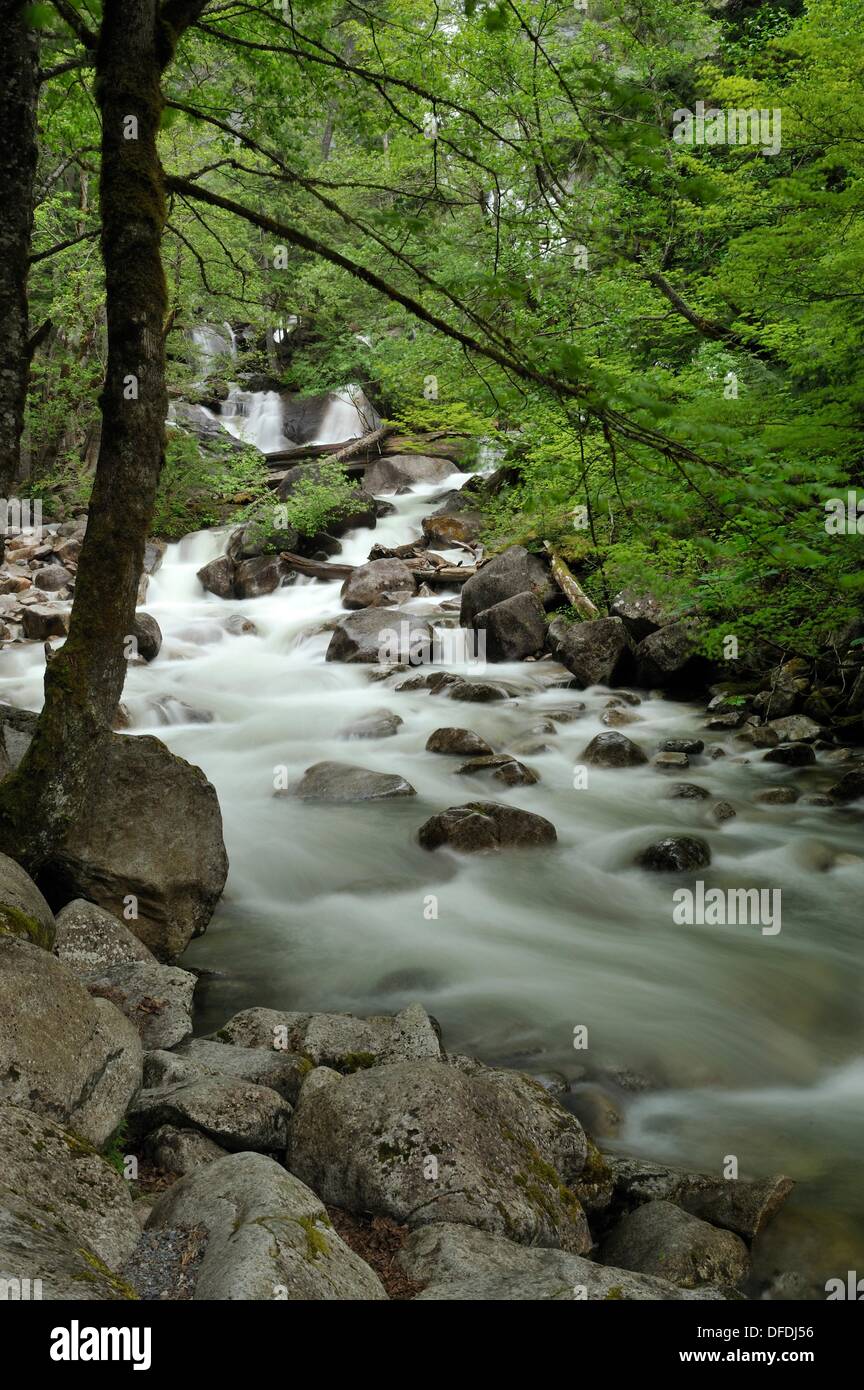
[333,425,394,462]
[543,542,600,619]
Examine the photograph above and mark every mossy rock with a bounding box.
[0,902,55,950]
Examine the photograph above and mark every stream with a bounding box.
[2,399,863,1290]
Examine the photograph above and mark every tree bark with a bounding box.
[0,2,39,505]
[0,0,169,866]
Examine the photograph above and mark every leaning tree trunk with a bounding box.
[0,2,39,515]
[0,0,169,868]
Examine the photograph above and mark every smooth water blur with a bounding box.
[2,468,863,1287]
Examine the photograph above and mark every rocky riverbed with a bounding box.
[1,446,863,1300]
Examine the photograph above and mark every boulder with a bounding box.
[234,553,292,599]
[455,754,539,787]
[753,786,799,805]
[144,1037,312,1104]
[460,545,555,627]
[85,961,196,1050]
[326,607,434,664]
[44,732,229,961]
[601,706,640,728]
[364,454,458,493]
[197,554,236,598]
[653,751,689,771]
[581,731,648,769]
[0,1195,136,1300]
[128,1077,292,1152]
[338,708,403,739]
[422,492,483,546]
[142,1125,227,1176]
[600,1199,749,1289]
[21,603,70,640]
[0,1105,139,1269]
[828,768,864,804]
[605,1155,793,1240]
[0,937,142,1147]
[54,898,154,975]
[227,515,299,562]
[400,1222,726,1301]
[663,783,711,801]
[132,612,162,662]
[635,620,710,691]
[767,715,822,743]
[0,850,56,949]
[287,1060,591,1252]
[215,1002,441,1073]
[659,738,705,755]
[547,616,633,688]
[472,591,547,662]
[426,727,494,757]
[763,742,816,767]
[146,1151,387,1300]
[33,563,73,592]
[418,801,557,852]
[288,760,415,802]
[609,588,670,641]
[635,837,711,872]
[340,558,417,609]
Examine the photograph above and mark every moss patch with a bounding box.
[0,901,55,950]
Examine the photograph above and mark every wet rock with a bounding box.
[197,554,235,598]
[338,708,404,739]
[601,1200,749,1289]
[712,801,737,822]
[635,620,710,692]
[215,1002,441,1072]
[326,607,434,664]
[827,768,864,803]
[635,837,711,872]
[21,603,70,640]
[146,1151,386,1300]
[0,850,56,949]
[401,1222,726,1301]
[364,454,458,493]
[340,558,417,609]
[753,786,799,805]
[543,703,588,722]
[234,553,292,599]
[659,738,704,755]
[0,937,142,1147]
[142,1125,227,1176]
[445,678,509,703]
[581,731,648,769]
[764,741,816,767]
[426,727,494,757]
[706,711,749,731]
[287,1059,591,1252]
[418,801,557,852]
[44,732,229,961]
[609,589,670,642]
[85,961,196,1050]
[132,612,162,662]
[601,705,641,727]
[735,723,779,748]
[289,760,415,801]
[422,493,483,546]
[768,714,823,743]
[460,545,555,628]
[0,1105,139,1269]
[800,793,833,807]
[653,751,689,771]
[472,591,547,662]
[605,1155,793,1241]
[455,753,540,787]
[129,1077,292,1152]
[663,783,711,800]
[547,615,633,688]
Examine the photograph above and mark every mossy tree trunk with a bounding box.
[0,0,206,868]
[0,2,39,516]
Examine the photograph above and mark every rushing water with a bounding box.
[2,442,863,1293]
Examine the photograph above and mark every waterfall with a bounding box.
[219,389,293,454]
[310,386,380,446]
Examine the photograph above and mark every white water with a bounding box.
[2,408,863,1285]
[309,385,379,446]
[219,389,291,454]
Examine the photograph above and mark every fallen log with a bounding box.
[333,425,394,462]
[543,541,600,620]
[280,551,476,586]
